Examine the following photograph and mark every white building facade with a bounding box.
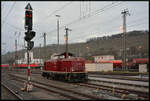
[16,51,43,64]
[85,63,113,72]
[93,55,114,63]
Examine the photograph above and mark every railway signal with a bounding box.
[24,31,35,42]
[24,3,35,92]
[25,3,32,30]
[28,41,34,50]
[25,10,32,30]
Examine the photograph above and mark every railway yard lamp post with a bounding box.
[65,27,72,58]
[56,15,61,54]
[121,9,130,71]
[24,3,36,92]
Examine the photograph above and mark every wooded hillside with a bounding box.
[2,30,149,63]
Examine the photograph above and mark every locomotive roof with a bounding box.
[61,57,84,60]
[54,52,75,57]
[46,57,85,62]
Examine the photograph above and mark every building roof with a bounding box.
[99,60,122,63]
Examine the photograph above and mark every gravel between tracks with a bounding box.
[3,70,148,100]
[11,73,121,100]
[1,85,19,100]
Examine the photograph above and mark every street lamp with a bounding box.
[56,15,61,53]
[65,27,72,58]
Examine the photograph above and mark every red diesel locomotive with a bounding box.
[42,52,88,82]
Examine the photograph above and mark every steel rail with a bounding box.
[10,74,105,100]
[1,83,24,100]
[14,78,83,100]
[88,79,148,88]
[77,82,148,99]
[88,75,149,82]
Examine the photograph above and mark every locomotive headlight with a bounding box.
[72,67,74,72]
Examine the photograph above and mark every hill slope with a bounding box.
[2,30,149,63]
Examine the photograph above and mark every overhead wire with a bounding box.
[44,2,122,45]
[31,3,121,45]
[127,16,148,24]
[2,2,18,40]
[33,2,73,44]
[3,2,16,24]
[3,20,43,46]
[127,20,148,28]
[72,16,148,41]
[89,1,91,17]
[73,21,148,43]
[3,1,73,42]
[91,2,122,17]
[36,1,73,26]
[46,2,121,35]
[101,17,148,33]
[46,1,73,18]
[69,6,147,40]
[67,2,119,26]
[3,2,148,48]
[5,22,24,31]
[72,14,121,33]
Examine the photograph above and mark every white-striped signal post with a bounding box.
[24,3,35,92]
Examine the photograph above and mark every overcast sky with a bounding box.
[1,1,149,55]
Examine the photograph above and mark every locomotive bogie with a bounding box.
[42,71,88,82]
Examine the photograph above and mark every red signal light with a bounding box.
[26,14,32,17]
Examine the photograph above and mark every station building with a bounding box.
[93,55,114,63]
[15,51,43,65]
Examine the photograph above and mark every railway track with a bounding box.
[9,74,106,100]
[74,82,148,100]
[88,72,148,76]
[88,74,149,82]
[11,70,149,82]
[6,72,148,100]
[1,83,24,100]
[2,72,39,100]
[88,77,148,88]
